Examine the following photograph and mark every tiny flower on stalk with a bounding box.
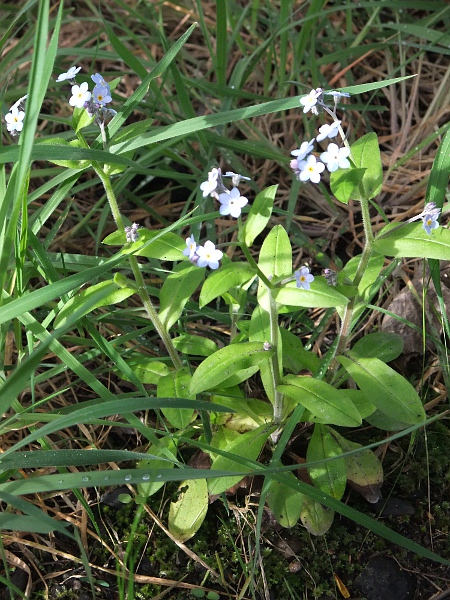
[69,82,91,109]
[91,73,109,87]
[5,106,25,134]
[422,211,440,235]
[291,140,314,161]
[299,88,323,114]
[196,240,223,270]
[200,167,221,198]
[320,143,350,172]
[218,187,248,218]
[182,235,198,260]
[295,267,314,290]
[223,171,251,187]
[92,84,112,107]
[56,66,81,82]
[316,121,341,143]
[125,223,140,243]
[297,155,325,184]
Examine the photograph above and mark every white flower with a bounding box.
[5,106,25,134]
[295,267,314,290]
[218,187,248,218]
[182,235,198,259]
[199,168,220,198]
[320,143,350,172]
[297,155,325,184]
[56,66,81,82]
[291,140,314,161]
[299,88,322,114]
[69,82,91,108]
[196,240,223,270]
[316,121,341,142]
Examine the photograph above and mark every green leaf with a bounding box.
[273,279,349,308]
[242,185,277,247]
[103,228,185,261]
[330,167,365,204]
[300,496,334,536]
[342,253,385,293]
[190,342,275,395]
[337,356,426,425]
[208,425,273,495]
[72,106,95,132]
[138,438,178,498]
[349,332,403,362]
[329,429,383,503]
[159,263,205,331]
[266,474,303,528]
[172,334,218,357]
[54,280,135,328]
[37,138,91,169]
[199,263,256,308]
[158,368,195,429]
[306,425,347,501]
[279,328,321,373]
[116,358,170,385]
[348,133,383,201]
[373,222,450,260]
[338,75,416,95]
[278,376,362,427]
[168,479,208,542]
[258,224,292,279]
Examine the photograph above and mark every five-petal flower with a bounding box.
[297,155,325,183]
[218,187,248,218]
[69,82,91,108]
[316,121,341,143]
[295,267,314,290]
[5,106,25,134]
[196,240,223,270]
[56,66,81,82]
[291,140,314,161]
[320,143,350,172]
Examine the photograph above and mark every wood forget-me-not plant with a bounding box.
[1,4,450,591]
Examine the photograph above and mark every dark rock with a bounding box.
[354,555,416,600]
[371,497,415,517]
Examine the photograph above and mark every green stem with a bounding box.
[328,196,374,379]
[268,287,283,425]
[95,167,183,370]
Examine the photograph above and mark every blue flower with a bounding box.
[295,267,314,290]
[422,211,440,235]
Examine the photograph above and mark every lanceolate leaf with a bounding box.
[190,342,275,395]
[373,222,450,260]
[242,185,277,247]
[307,424,347,500]
[278,376,362,427]
[337,356,426,425]
[273,279,349,308]
[169,479,208,542]
[159,263,205,331]
[208,425,274,495]
[347,133,383,201]
[199,263,256,307]
[266,474,303,528]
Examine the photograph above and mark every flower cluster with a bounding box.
[199,167,250,219]
[125,222,141,243]
[56,66,116,126]
[291,88,351,184]
[4,95,28,135]
[183,235,223,270]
